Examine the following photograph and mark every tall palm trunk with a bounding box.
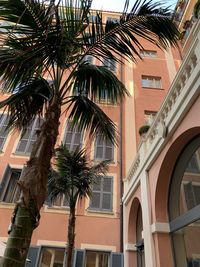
[0,98,61,267]
[66,206,76,267]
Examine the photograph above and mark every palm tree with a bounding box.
[0,0,179,266]
[48,144,111,267]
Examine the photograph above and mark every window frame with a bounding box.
[94,136,114,162]
[141,75,162,89]
[15,117,43,155]
[89,176,113,212]
[0,113,10,152]
[140,49,157,58]
[0,165,22,203]
[63,121,83,152]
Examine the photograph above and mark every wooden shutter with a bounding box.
[111,252,123,267]
[0,165,12,201]
[25,246,40,267]
[73,249,85,267]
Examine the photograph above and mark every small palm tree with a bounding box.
[48,144,110,267]
[0,0,179,266]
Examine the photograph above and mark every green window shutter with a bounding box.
[25,246,40,267]
[111,252,124,267]
[73,249,85,267]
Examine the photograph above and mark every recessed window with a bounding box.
[94,135,114,161]
[144,110,157,124]
[106,17,119,23]
[83,55,93,64]
[39,247,65,267]
[52,195,69,208]
[141,75,162,89]
[140,50,157,58]
[85,251,110,267]
[103,58,117,72]
[0,114,10,151]
[0,166,22,203]
[63,121,83,152]
[89,176,113,212]
[16,118,43,154]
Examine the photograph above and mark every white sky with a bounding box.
[91,0,178,12]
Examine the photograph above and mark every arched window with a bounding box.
[169,135,200,267]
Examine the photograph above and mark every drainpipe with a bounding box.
[119,60,124,253]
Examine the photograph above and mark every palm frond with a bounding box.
[48,144,110,205]
[65,96,117,144]
[0,77,52,129]
[72,63,129,104]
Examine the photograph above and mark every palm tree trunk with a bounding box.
[66,207,76,267]
[0,98,61,267]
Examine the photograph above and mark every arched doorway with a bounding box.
[169,135,200,267]
[136,206,145,267]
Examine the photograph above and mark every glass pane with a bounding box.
[53,249,64,267]
[99,253,109,267]
[40,248,52,267]
[179,147,200,216]
[86,251,96,267]
[65,133,73,144]
[172,219,200,267]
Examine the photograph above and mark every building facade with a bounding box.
[0,9,181,267]
[123,1,200,267]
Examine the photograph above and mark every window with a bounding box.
[184,182,200,210]
[103,58,117,72]
[89,176,113,212]
[39,247,65,267]
[106,17,119,23]
[63,121,83,152]
[0,114,10,151]
[73,250,123,267]
[52,195,69,208]
[16,118,43,154]
[0,166,22,203]
[89,15,97,22]
[83,55,93,64]
[169,136,200,267]
[141,76,162,89]
[85,251,109,267]
[140,50,157,58]
[94,136,114,161]
[144,110,157,125]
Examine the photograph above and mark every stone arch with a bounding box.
[128,197,141,244]
[154,127,200,222]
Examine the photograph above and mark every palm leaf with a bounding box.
[0,77,52,129]
[65,95,117,143]
[72,63,129,104]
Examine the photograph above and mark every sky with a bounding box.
[91,0,178,12]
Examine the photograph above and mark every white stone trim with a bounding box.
[151,222,170,234]
[125,243,137,251]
